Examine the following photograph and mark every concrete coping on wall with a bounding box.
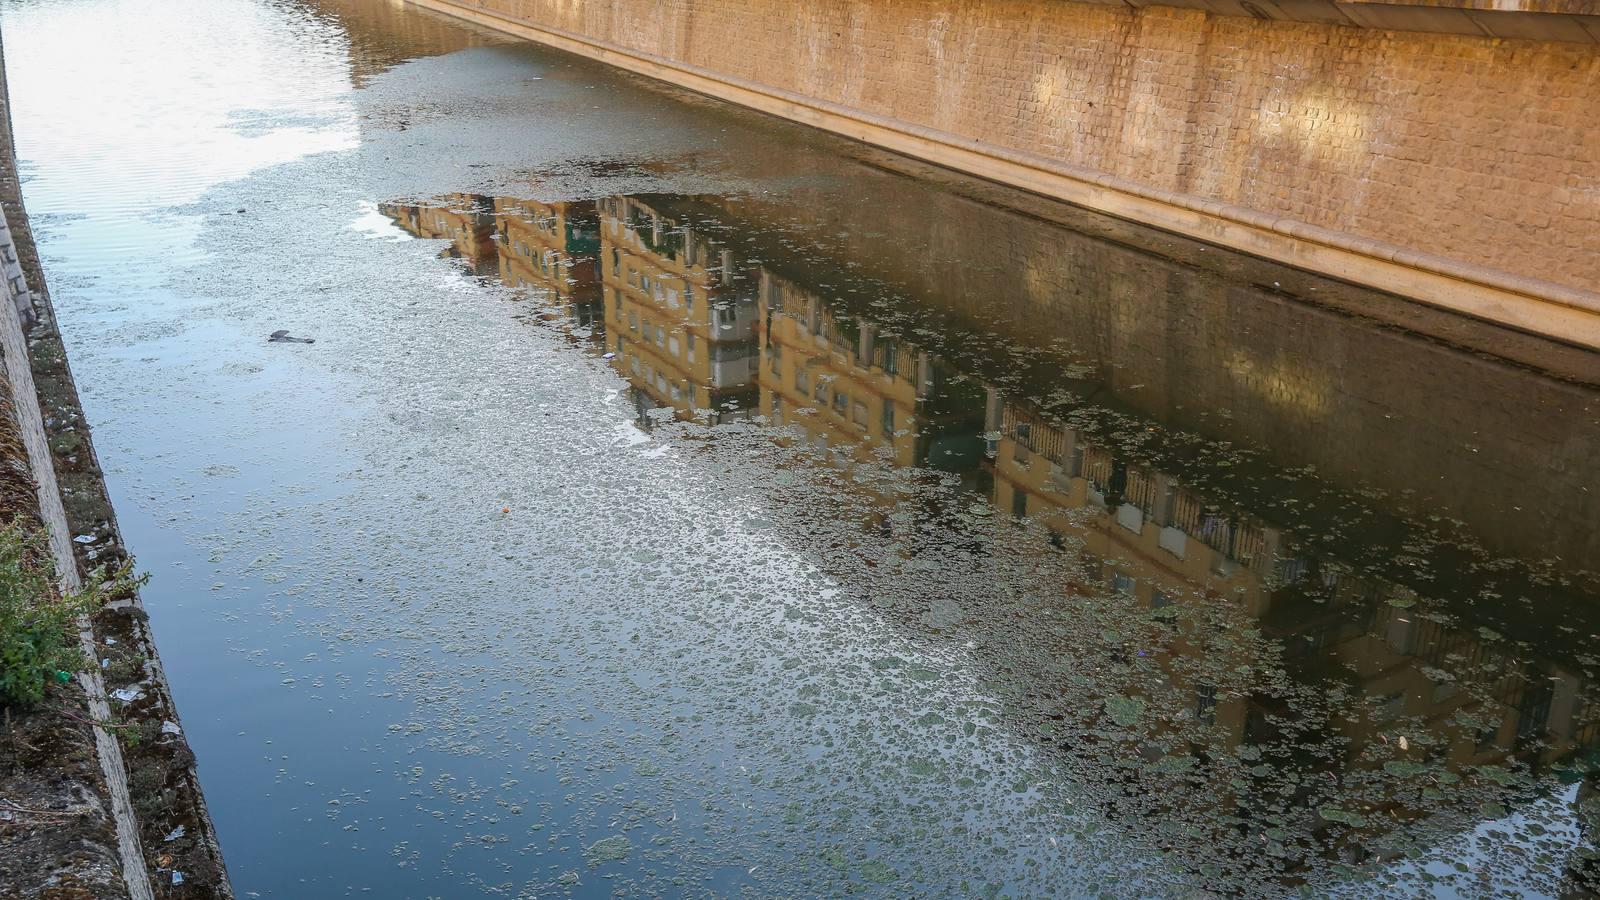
[1125,0,1600,43]
[409,0,1600,349]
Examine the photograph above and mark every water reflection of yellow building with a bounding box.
[493,197,603,333]
[758,271,986,471]
[598,196,759,423]
[987,398,1597,788]
[759,271,924,465]
[380,194,497,275]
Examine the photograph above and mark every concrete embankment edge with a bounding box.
[407,0,1600,350]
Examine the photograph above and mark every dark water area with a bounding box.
[5,0,1600,895]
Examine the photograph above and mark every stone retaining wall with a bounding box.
[410,0,1600,343]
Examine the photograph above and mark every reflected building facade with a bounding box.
[758,270,985,472]
[597,196,759,424]
[380,194,498,276]
[986,394,1600,871]
[493,197,604,335]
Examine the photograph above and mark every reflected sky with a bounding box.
[5,0,1600,895]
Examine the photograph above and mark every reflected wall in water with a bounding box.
[695,174,1600,577]
[299,0,505,85]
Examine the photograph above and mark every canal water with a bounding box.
[6,0,1600,895]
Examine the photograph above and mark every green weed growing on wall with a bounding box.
[0,518,142,709]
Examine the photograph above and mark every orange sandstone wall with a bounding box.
[447,0,1600,299]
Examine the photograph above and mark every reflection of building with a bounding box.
[988,397,1270,751]
[598,196,759,424]
[493,197,604,334]
[758,272,984,471]
[380,194,498,275]
[385,184,1600,889]
[985,394,1600,871]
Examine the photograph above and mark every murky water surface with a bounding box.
[6,0,1600,895]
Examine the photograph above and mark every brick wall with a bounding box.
[465,0,1600,299]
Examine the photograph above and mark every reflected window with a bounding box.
[628,312,638,333]
[687,333,696,362]
[1152,590,1173,609]
[684,284,694,311]
[611,248,620,276]
[795,369,809,394]
[1195,685,1218,725]
[881,400,894,436]
[1012,490,1028,519]
[1112,573,1135,597]
[1517,682,1554,742]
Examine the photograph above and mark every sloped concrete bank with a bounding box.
[0,32,231,900]
[407,0,1600,348]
